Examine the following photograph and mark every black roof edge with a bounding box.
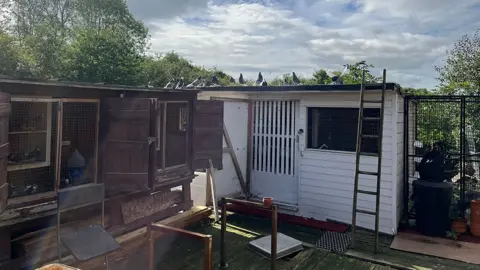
[198,82,401,93]
[0,76,199,93]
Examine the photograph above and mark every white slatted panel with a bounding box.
[253,100,296,176]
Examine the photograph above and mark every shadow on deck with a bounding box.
[108,212,480,270]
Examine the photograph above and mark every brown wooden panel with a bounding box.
[57,183,104,211]
[101,98,152,197]
[192,100,223,170]
[104,174,148,197]
[120,190,182,224]
[0,92,10,214]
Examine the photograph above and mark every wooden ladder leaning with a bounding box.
[351,69,387,254]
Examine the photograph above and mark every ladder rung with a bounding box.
[361,134,380,139]
[359,152,378,157]
[363,100,382,104]
[362,117,381,121]
[357,190,378,196]
[358,171,378,176]
[356,209,377,216]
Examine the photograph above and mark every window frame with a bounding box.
[304,106,381,154]
[156,101,190,171]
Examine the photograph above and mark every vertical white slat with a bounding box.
[274,101,280,174]
[280,101,285,175]
[253,101,259,171]
[291,101,296,175]
[260,101,266,172]
[285,101,291,175]
[272,101,277,174]
[266,101,271,173]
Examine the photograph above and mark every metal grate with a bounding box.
[316,231,352,254]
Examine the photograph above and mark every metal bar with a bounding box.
[246,101,253,195]
[220,198,227,268]
[271,205,278,270]
[286,101,291,174]
[267,101,272,173]
[351,70,366,249]
[55,101,64,193]
[272,101,278,174]
[280,101,285,174]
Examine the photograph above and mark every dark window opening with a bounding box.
[157,102,189,169]
[306,107,380,153]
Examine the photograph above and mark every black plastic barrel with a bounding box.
[413,180,453,237]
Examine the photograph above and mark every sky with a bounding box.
[126,0,480,89]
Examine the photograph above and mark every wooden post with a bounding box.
[148,224,154,270]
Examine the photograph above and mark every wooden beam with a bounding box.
[207,160,219,222]
[222,123,248,197]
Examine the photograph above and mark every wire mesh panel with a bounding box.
[404,96,480,219]
[60,102,98,188]
[7,102,57,198]
[464,98,480,205]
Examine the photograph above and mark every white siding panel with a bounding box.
[297,91,397,235]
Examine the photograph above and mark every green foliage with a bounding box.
[62,28,145,85]
[338,61,382,84]
[436,28,480,95]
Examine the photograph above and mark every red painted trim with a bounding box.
[227,203,349,233]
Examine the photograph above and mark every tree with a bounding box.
[333,61,381,84]
[312,69,331,84]
[62,28,145,85]
[436,28,480,95]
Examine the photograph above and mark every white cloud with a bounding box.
[143,0,480,88]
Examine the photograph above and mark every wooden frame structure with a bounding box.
[220,197,278,270]
[0,78,224,268]
[147,223,212,270]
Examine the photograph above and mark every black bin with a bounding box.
[413,180,453,237]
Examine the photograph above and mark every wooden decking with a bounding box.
[97,210,480,270]
[111,215,390,270]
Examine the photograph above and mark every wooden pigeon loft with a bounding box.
[0,78,224,267]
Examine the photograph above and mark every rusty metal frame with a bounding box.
[219,197,278,270]
[147,223,213,270]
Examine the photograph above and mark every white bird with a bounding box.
[165,79,176,88]
[175,77,184,89]
[186,76,202,88]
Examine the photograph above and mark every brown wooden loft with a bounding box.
[0,78,223,267]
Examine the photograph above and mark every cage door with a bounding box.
[100,98,153,197]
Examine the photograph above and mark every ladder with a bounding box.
[351,69,387,254]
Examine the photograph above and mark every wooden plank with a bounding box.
[192,100,223,170]
[70,206,212,269]
[101,98,151,196]
[58,184,104,211]
[223,123,248,196]
[207,160,219,222]
[121,190,182,224]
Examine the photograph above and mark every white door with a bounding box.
[251,100,299,205]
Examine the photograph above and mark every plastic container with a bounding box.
[263,197,273,207]
[67,149,86,185]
